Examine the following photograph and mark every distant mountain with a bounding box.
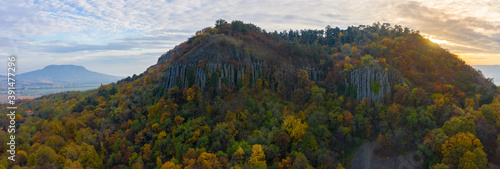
[18,65,122,86]
[472,65,500,85]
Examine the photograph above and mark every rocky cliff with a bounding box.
[161,62,325,95]
[157,32,408,103]
[345,63,407,103]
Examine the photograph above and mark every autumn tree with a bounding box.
[231,147,245,165]
[197,152,222,169]
[441,132,486,168]
[161,161,182,169]
[337,163,345,169]
[249,144,266,168]
[297,69,311,89]
[282,116,308,142]
[278,157,292,169]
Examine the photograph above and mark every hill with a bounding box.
[0,20,499,169]
[17,65,122,86]
[0,65,123,98]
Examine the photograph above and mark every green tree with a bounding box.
[361,54,374,65]
[78,143,104,169]
[442,117,476,136]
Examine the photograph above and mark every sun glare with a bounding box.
[427,36,452,45]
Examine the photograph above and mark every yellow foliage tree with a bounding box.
[161,161,182,169]
[441,132,486,168]
[278,157,292,169]
[248,144,266,168]
[156,157,162,168]
[337,163,346,169]
[147,98,167,119]
[282,116,308,142]
[458,151,478,169]
[186,87,196,101]
[152,123,160,132]
[256,78,263,91]
[378,57,386,63]
[174,116,184,126]
[197,152,222,169]
[232,147,245,164]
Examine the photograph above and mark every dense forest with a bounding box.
[1,20,499,169]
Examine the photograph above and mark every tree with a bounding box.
[148,98,167,119]
[297,69,311,89]
[232,147,245,165]
[442,117,476,136]
[458,151,478,169]
[292,152,312,169]
[174,116,184,126]
[282,116,308,142]
[197,152,222,169]
[441,132,486,168]
[278,157,292,169]
[186,87,196,101]
[249,144,266,168]
[215,19,228,28]
[378,57,386,63]
[337,163,345,169]
[79,143,104,169]
[141,144,152,162]
[161,161,182,169]
[431,163,449,169]
[275,132,290,156]
[156,157,162,168]
[479,105,496,124]
[27,145,58,166]
[361,54,373,65]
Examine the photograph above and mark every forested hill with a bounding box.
[1,20,499,169]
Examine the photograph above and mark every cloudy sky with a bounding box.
[1,0,499,76]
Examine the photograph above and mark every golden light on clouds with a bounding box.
[457,53,500,65]
[426,36,452,46]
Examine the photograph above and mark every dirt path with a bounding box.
[351,142,373,169]
[351,141,422,169]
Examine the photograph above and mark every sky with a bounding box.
[0,0,499,77]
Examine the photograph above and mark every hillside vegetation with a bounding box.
[1,20,499,169]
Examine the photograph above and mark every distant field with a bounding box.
[0,85,100,102]
[0,94,35,102]
[18,86,100,97]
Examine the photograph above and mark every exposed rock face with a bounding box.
[161,62,325,95]
[345,64,407,103]
[158,35,406,102]
[161,59,406,104]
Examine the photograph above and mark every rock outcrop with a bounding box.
[345,64,407,103]
[161,62,325,95]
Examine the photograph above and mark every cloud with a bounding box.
[0,0,499,76]
[393,1,500,54]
